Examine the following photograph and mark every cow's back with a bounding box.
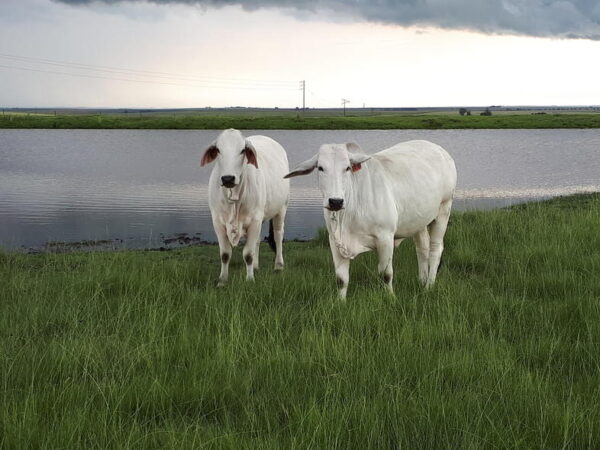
[247,135,290,219]
[372,140,456,236]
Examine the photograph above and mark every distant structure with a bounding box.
[342,98,350,116]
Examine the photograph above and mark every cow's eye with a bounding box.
[346,166,351,171]
[318,166,324,172]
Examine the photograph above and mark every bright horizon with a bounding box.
[1,0,600,109]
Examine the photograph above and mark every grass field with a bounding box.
[2,194,600,448]
[2,112,600,129]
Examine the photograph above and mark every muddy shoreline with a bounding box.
[16,231,313,254]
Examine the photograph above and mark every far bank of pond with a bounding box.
[2,112,600,129]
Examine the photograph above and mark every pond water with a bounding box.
[1,129,599,250]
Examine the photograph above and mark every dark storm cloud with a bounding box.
[54,0,600,40]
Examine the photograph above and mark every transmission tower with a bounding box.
[342,98,350,116]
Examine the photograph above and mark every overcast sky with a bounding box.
[1,0,599,108]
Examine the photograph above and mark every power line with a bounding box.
[0,63,300,91]
[307,88,335,107]
[0,52,299,88]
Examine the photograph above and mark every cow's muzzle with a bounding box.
[327,198,344,211]
[221,175,236,188]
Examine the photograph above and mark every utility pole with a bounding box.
[300,80,306,112]
[342,98,350,116]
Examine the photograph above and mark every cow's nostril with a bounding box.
[328,198,344,210]
[221,175,235,187]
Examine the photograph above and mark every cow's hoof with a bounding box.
[274,263,284,272]
[217,281,227,288]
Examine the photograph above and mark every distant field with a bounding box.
[2,194,600,448]
[2,112,600,129]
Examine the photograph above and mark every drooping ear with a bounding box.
[243,140,258,168]
[346,142,371,172]
[200,142,219,166]
[283,154,319,178]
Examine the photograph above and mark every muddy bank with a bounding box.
[17,231,314,254]
[19,232,211,254]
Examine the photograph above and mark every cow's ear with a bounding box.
[284,154,318,178]
[200,142,219,166]
[243,140,258,168]
[347,143,371,172]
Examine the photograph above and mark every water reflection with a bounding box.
[1,129,599,250]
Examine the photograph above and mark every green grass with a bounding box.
[2,112,600,129]
[2,194,600,448]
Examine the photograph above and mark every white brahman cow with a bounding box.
[285,140,457,299]
[201,128,289,286]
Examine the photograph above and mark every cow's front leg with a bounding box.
[243,220,261,281]
[376,236,395,295]
[329,234,350,299]
[214,223,232,287]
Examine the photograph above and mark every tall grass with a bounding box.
[1,194,599,448]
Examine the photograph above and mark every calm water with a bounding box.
[1,129,599,250]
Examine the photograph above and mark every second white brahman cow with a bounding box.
[285,140,457,298]
[201,128,289,286]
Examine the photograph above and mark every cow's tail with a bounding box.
[267,219,276,253]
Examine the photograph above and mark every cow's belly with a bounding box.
[394,214,437,238]
[393,191,444,238]
[263,185,289,221]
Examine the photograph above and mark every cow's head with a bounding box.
[284,142,370,211]
[200,128,258,188]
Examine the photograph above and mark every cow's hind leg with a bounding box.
[254,239,260,270]
[413,228,430,286]
[376,236,395,295]
[426,199,452,288]
[272,206,286,271]
[243,220,261,281]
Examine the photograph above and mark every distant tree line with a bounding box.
[459,108,492,116]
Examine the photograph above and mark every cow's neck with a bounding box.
[327,167,372,259]
[344,161,374,215]
[220,168,257,247]
[329,210,355,259]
